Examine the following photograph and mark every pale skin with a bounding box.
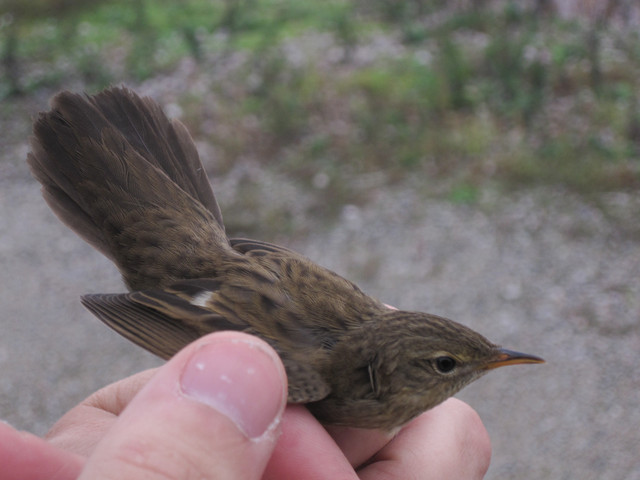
[0,332,491,480]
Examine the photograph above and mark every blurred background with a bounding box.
[1,0,639,478]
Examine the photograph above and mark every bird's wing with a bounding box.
[81,289,240,360]
[230,237,309,260]
[82,283,332,403]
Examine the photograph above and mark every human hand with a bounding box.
[0,331,491,479]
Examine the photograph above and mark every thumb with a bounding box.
[79,331,287,480]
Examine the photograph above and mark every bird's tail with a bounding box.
[27,86,230,290]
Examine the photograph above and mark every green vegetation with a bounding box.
[2,0,639,205]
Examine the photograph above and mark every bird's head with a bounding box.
[365,310,544,425]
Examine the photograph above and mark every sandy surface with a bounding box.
[1,98,639,480]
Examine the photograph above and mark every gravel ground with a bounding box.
[1,97,639,479]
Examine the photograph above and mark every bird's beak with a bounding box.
[483,348,545,370]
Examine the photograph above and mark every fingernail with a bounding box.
[180,338,286,440]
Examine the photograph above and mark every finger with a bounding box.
[47,369,157,457]
[79,331,287,480]
[358,398,492,480]
[263,405,359,480]
[0,421,83,480]
[324,424,393,468]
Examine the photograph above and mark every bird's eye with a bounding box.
[434,356,457,374]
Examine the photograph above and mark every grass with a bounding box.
[3,0,639,211]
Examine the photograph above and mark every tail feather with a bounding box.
[30,87,223,224]
[85,88,223,223]
[27,86,230,289]
[28,115,119,260]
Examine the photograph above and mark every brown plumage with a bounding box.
[27,86,543,430]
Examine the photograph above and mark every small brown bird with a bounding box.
[27,86,543,430]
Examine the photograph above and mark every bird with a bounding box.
[27,86,544,430]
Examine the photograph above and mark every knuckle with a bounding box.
[456,403,492,477]
[110,438,205,480]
